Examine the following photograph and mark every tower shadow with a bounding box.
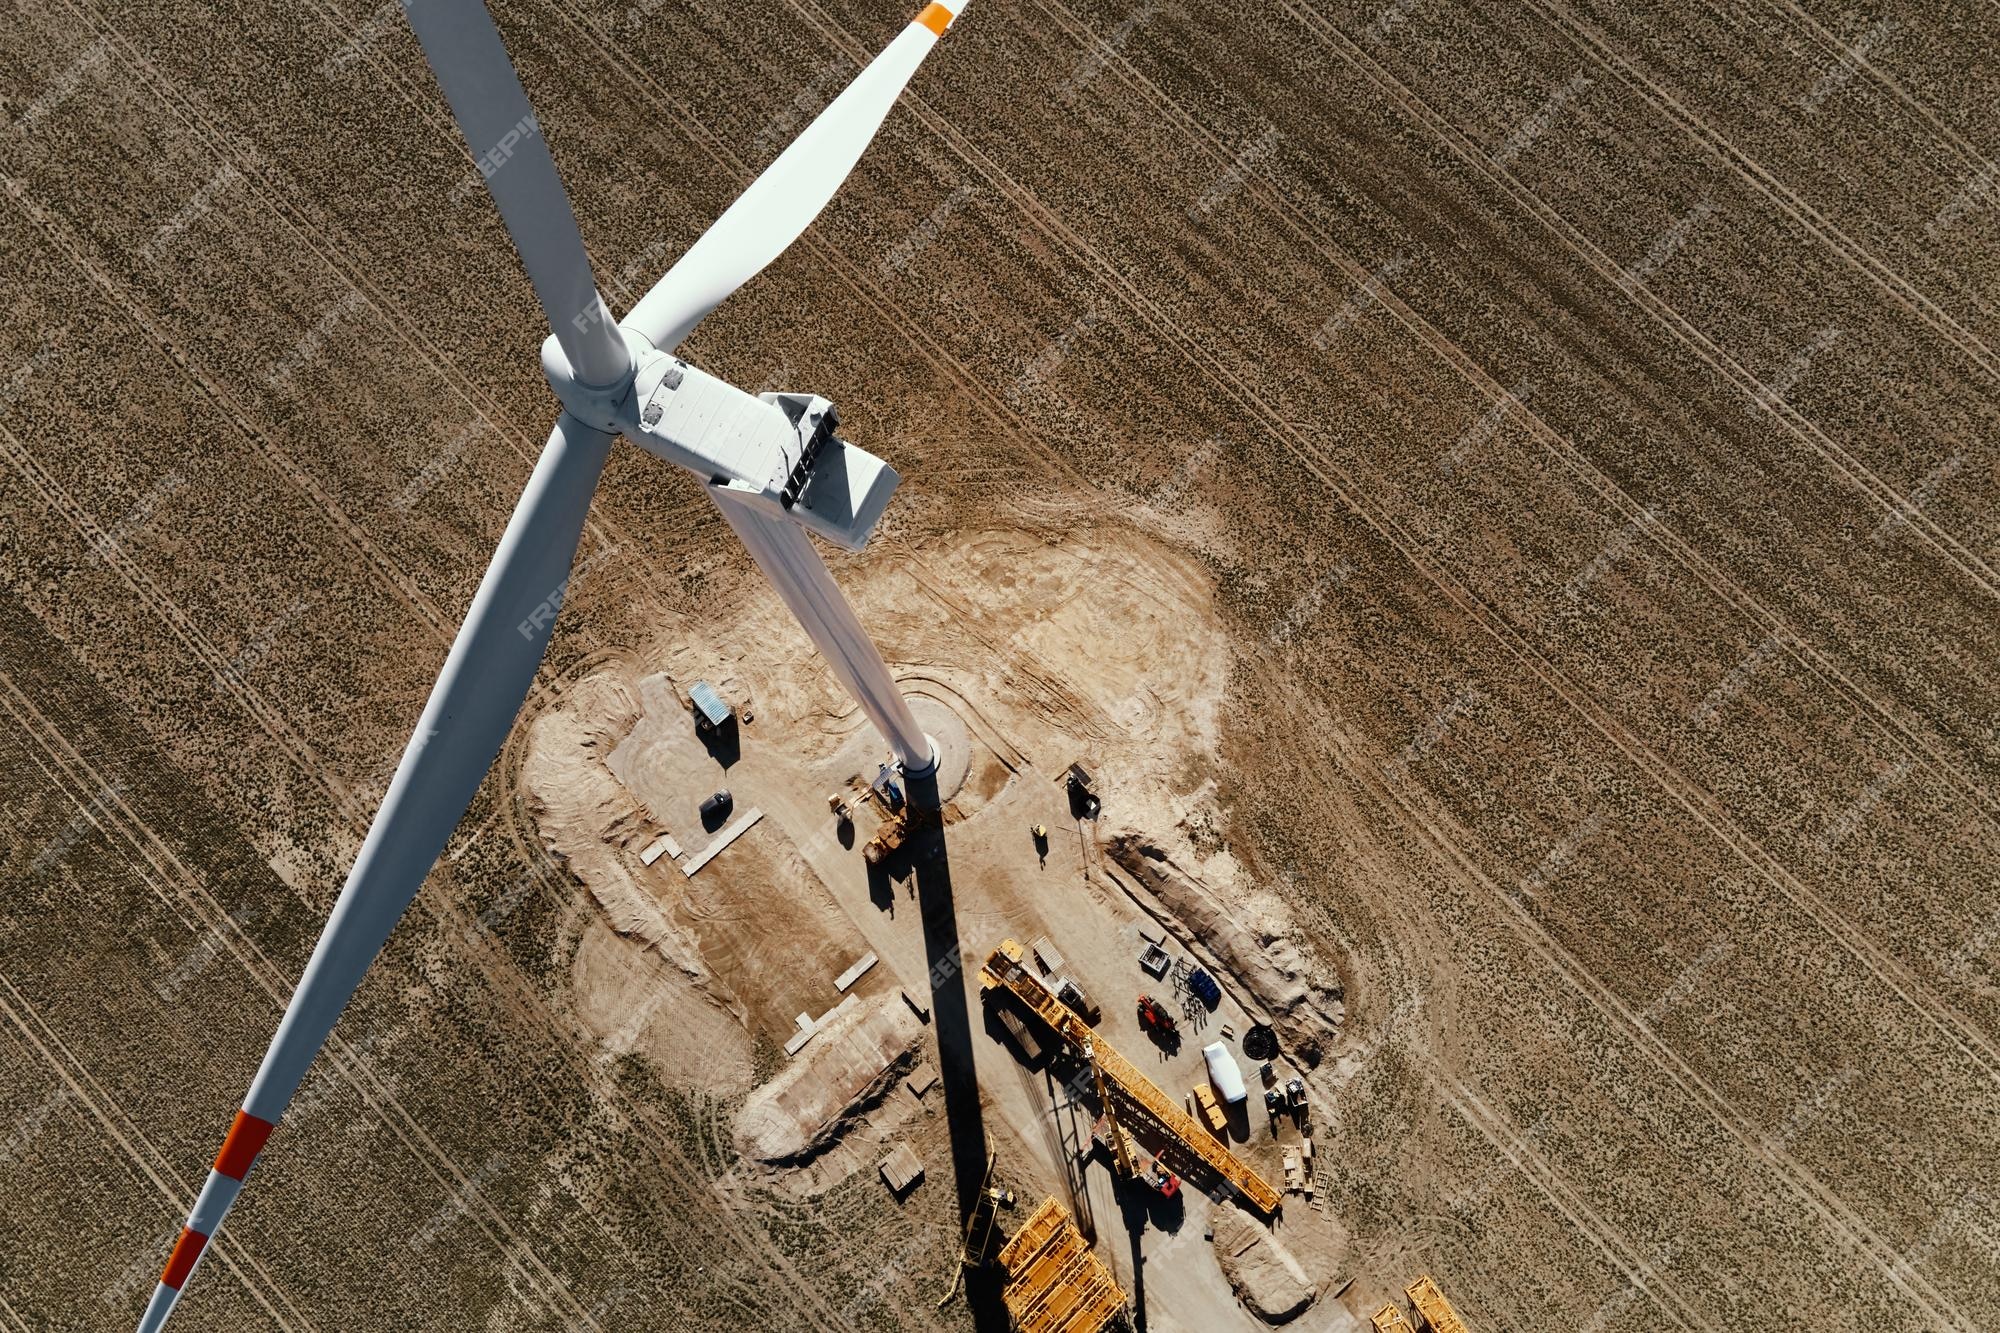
[904,767,1009,1333]
[1121,1187,1150,1333]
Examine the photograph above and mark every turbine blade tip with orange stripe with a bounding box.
[212,1110,275,1181]
[159,1227,208,1291]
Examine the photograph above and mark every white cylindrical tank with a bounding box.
[1203,1041,1248,1104]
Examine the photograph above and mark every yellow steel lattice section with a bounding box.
[998,1198,1125,1333]
[980,943,1283,1215]
[1406,1275,1469,1333]
[1371,1304,1416,1333]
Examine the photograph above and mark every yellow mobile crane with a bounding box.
[979,940,1281,1214]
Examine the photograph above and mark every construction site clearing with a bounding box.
[516,551,1384,1330]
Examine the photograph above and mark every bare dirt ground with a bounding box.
[2,0,1997,1329]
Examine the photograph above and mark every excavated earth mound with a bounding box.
[1105,830,1345,1064]
[1212,1203,1317,1323]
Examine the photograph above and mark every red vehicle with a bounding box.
[1137,993,1177,1037]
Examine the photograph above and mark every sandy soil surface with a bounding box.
[1,0,1995,1329]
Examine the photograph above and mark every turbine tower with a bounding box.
[135,1,964,1326]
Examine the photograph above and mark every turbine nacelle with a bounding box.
[542,329,902,553]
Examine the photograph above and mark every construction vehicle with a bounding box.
[1052,974,1100,1023]
[980,939,1282,1215]
[1136,993,1176,1038]
[862,823,901,864]
[1066,762,1101,818]
[862,818,904,865]
[1191,1083,1225,1134]
[1406,1275,1469,1333]
[1371,1305,1416,1333]
[1089,1114,1179,1198]
[856,764,939,865]
[997,1198,1126,1333]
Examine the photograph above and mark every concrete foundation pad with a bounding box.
[904,694,971,803]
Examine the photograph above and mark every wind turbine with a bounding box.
[136,1,964,1326]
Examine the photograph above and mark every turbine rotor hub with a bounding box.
[538,327,648,433]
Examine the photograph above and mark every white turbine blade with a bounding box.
[405,0,628,385]
[622,0,967,353]
[708,483,932,770]
[134,415,614,1333]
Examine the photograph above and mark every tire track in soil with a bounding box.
[60,0,687,630]
[0,668,592,1331]
[1025,0,1998,822]
[1274,0,1998,597]
[1524,0,2000,365]
[781,0,2000,1095]
[897,559,1122,749]
[0,421,350,814]
[1256,2,2000,1076]
[1327,715,1979,1333]
[1421,1064,1713,1332]
[900,669,1032,771]
[1763,0,2000,181]
[0,183,451,650]
[0,974,312,1333]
